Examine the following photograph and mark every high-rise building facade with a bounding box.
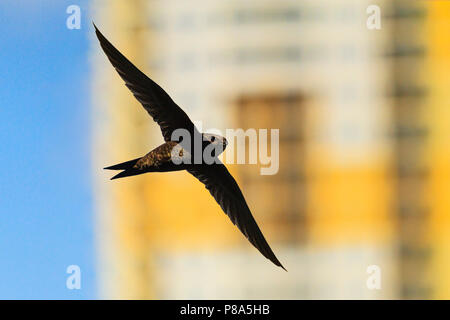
[92,0,450,299]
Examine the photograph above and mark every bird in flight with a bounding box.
[94,24,285,271]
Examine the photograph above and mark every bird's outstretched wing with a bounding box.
[188,162,286,270]
[94,24,198,142]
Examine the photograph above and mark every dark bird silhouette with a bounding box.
[94,24,286,271]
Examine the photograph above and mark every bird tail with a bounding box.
[104,157,143,180]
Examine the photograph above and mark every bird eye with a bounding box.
[210,136,215,142]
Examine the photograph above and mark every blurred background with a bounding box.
[0,0,449,299]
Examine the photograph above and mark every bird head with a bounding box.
[203,133,228,154]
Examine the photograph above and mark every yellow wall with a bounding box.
[92,0,154,299]
[425,1,450,299]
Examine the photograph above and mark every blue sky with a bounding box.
[0,1,95,299]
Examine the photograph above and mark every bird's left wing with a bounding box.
[188,162,286,270]
[94,24,199,142]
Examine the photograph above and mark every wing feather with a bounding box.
[94,24,198,142]
[188,162,286,270]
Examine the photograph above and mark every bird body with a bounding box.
[95,24,286,271]
[106,133,227,179]
[136,141,181,169]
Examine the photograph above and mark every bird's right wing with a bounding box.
[188,162,286,270]
[94,24,199,142]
